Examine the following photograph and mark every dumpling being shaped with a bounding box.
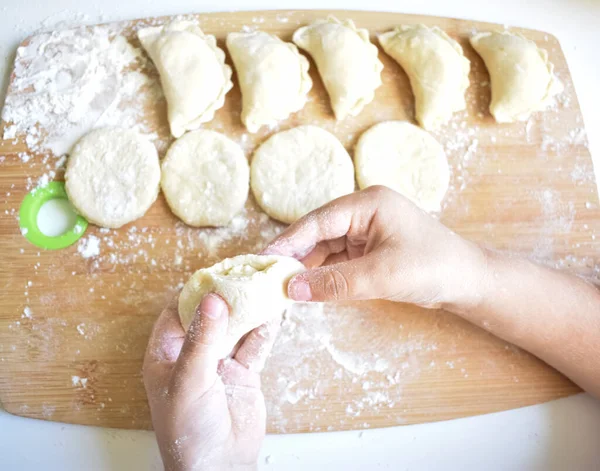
[226,31,312,133]
[379,24,470,130]
[292,17,383,120]
[138,20,233,138]
[470,31,562,123]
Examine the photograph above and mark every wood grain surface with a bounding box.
[0,10,596,433]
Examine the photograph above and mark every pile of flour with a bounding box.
[2,25,162,157]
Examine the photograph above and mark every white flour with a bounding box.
[77,235,101,258]
[2,25,162,157]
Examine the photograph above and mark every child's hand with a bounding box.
[143,294,278,471]
[264,185,486,311]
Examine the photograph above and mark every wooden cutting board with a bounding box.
[0,10,596,433]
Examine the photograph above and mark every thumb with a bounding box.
[287,256,378,302]
[171,293,229,396]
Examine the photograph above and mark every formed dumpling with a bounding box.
[138,20,233,138]
[179,254,305,358]
[470,31,562,123]
[379,24,470,130]
[226,31,312,132]
[292,17,383,120]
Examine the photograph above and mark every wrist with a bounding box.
[441,242,490,316]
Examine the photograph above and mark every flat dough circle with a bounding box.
[355,121,449,212]
[65,127,160,228]
[161,130,249,227]
[250,125,355,223]
[179,254,305,357]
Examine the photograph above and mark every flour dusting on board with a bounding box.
[263,302,443,432]
[2,26,163,156]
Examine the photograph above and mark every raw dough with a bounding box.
[179,254,305,357]
[379,24,470,130]
[65,127,160,228]
[138,20,233,138]
[354,121,449,212]
[161,130,249,227]
[470,31,562,123]
[226,31,312,132]
[293,17,383,120]
[250,125,355,223]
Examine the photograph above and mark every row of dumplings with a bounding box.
[137,17,562,138]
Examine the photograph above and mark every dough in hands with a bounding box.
[293,17,383,120]
[250,125,355,224]
[65,127,160,228]
[138,20,233,138]
[354,121,449,212]
[470,31,562,123]
[179,254,305,357]
[161,129,249,227]
[379,24,470,130]
[226,31,312,133]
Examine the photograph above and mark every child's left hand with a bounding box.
[143,293,278,471]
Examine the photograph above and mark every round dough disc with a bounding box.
[65,127,160,228]
[250,125,355,223]
[354,121,449,212]
[179,254,305,357]
[161,130,249,227]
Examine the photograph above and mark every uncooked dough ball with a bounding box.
[250,125,355,224]
[354,121,449,212]
[179,254,305,357]
[161,130,249,227]
[65,127,160,228]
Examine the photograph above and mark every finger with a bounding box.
[170,293,229,395]
[144,295,186,367]
[287,254,380,302]
[234,318,281,373]
[262,188,386,259]
[143,295,187,397]
[322,251,350,266]
[300,237,347,268]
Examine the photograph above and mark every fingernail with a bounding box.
[288,276,312,301]
[199,293,226,319]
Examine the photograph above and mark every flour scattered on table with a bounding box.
[263,302,441,432]
[2,25,163,156]
[78,235,100,258]
[22,306,32,319]
[71,375,88,388]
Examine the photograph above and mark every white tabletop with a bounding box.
[1,1,599,470]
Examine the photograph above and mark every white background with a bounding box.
[1,1,599,470]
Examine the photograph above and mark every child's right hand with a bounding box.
[264,185,487,312]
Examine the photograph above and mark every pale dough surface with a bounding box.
[226,31,312,133]
[179,254,305,357]
[250,125,355,224]
[161,129,249,227]
[138,20,233,138]
[470,31,562,123]
[355,121,449,212]
[379,24,470,130]
[293,17,383,120]
[65,127,160,228]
